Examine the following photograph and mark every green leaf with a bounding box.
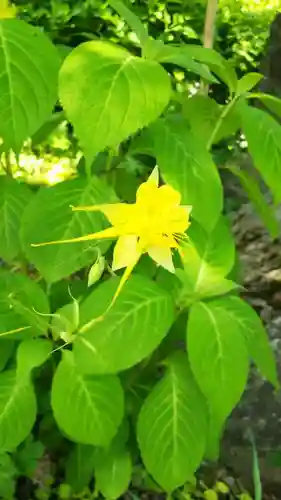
[51,351,124,446]
[15,436,45,478]
[250,93,281,120]
[178,217,236,303]
[0,19,60,152]
[137,353,208,492]
[21,177,116,283]
[65,444,96,493]
[0,177,32,262]
[0,369,37,451]
[147,41,218,82]
[59,41,171,168]
[226,164,279,239]
[0,270,49,338]
[108,0,148,48]
[0,340,14,371]
[187,300,249,420]
[236,73,263,95]
[148,116,223,231]
[182,95,240,146]
[0,453,17,500]
[16,339,52,380]
[74,275,174,375]
[213,296,278,389]
[95,441,132,499]
[240,104,281,203]
[179,45,226,70]
[31,112,65,147]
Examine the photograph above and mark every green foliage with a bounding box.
[0,2,279,497]
[0,19,60,153]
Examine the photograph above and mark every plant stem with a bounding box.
[207,96,238,151]
[201,0,218,94]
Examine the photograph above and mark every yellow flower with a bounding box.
[32,167,191,311]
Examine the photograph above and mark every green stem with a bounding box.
[206,96,238,151]
[4,151,13,177]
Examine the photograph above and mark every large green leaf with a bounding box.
[178,218,236,304]
[0,270,49,338]
[0,177,32,262]
[214,296,278,389]
[73,275,175,375]
[95,440,132,499]
[65,444,96,493]
[182,95,240,146]
[148,116,223,231]
[59,40,171,167]
[240,104,281,203]
[0,19,60,152]
[137,353,208,492]
[21,177,116,283]
[51,352,124,446]
[187,300,249,419]
[0,369,36,451]
[16,339,52,380]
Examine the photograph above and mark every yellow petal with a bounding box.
[147,246,175,273]
[157,185,181,206]
[72,203,134,227]
[31,226,119,247]
[136,180,158,206]
[148,166,159,186]
[112,235,139,271]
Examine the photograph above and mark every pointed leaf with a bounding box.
[59,41,171,167]
[214,296,278,389]
[148,42,217,82]
[51,352,124,446]
[182,95,240,146]
[187,300,249,419]
[178,217,236,303]
[65,444,96,493]
[0,19,60,152]
[95,441,132,499]
[236,73,263,96]
[0,178,32,262]
[148,116,223,231]
[0,369,36,451]
[226,164,279,239]
[16,339,52,380]
[240,104,281,203]
[21,177,116,283]
[108,0,148,47]
[74,275,175,375]
[137,353,208,492]
[0,270,49,338]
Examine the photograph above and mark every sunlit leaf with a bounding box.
[0,177,32,262]
[51,351,124,446]
[0,19,60,152]
[74,275,175,375]
[21,177,116,283]
[59,41,171,168]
